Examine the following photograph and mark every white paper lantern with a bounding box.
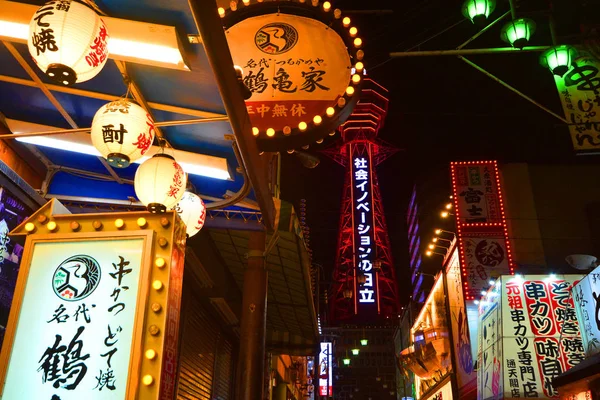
[134,154,187,213]
[28,0,109,85]
[173,191,207,237]
[91,99,155,168]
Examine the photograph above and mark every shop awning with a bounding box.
[208,200,319,356]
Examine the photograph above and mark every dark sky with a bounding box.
[280,0,591,303]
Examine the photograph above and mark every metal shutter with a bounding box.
[176,288,236,400]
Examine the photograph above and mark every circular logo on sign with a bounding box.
[475,240,505,267]
[52,255,101,301]
[255,23,298,55]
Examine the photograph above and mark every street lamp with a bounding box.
[440,210,454,218]
[432,237,452,245]
[434,229,455,236]
[462,0,496,26]
[540,45,577,77]
[501,18,536,49]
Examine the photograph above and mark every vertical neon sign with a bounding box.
[351,143,378,316]
[319,342,333,396]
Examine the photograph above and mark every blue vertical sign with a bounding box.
[351,144,378,316]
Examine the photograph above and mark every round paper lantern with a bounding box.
[173,191,207,238]
[28,0,109,85]
[134,154,186,213]
[91,99,155,168]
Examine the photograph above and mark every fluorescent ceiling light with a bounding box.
[7,119,231,181]
[0,0,189,71]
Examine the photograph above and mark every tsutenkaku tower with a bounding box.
[324,78,400,324]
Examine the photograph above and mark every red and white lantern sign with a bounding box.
[173,191,206,238]
[28,0,109,85]
[227,13,351,132]
[223,2,363,152]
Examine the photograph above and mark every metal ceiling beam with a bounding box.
[2,41,124,184]
[0,74,227,119]
[188,0,275,230]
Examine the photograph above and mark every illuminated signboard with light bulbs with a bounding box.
[450,161,514,300]
[223,1,363,152]
[477,274,584,399]
[0,200,186,400]
[351,143,378,314]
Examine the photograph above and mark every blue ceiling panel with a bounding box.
[49,171,136,201]
[0,82,71,129]
[0,43,32,80]
[37,147,121,176]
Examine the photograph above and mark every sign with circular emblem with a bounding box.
[52,254,101,301]
[223,2,364,152]
[255,23,298,55]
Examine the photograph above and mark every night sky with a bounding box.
[280,0,592,304]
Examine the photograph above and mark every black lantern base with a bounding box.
[473,14,487,27]
[46,63,77,86]
[147,203,167,214]
[552,65,569,77]
[106,153,131,168]
[513,38,528,50]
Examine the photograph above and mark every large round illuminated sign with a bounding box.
[224,3,363,152]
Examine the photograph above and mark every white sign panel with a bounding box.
[477,282,503,400]
[2,238,146,399]
[425,380,453,400]
[573,266,600,356]
[318,342,332,397]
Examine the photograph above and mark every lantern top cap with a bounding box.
[152,153,176,161]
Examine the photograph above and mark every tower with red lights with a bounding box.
[324,79,400,324]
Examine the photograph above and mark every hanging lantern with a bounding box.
[134,154,186,213]
[357,274,367,285]
[360,339,368,346]
[91,99,155,168]
[500,18,536,49]
[172,191,207,238]
[343,288,353,299]
[373,259,382,271]
[351,348,360,356]
[540,45,577,77]
[461,0,496,26]
[342,358,351,366]
[28,0,109,85]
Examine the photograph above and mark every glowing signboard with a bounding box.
[573,265,600,357]
[1,236,149,399]
[477,275,585,399]
[351,144,378,315]
[451,161,514,300]
[553,56,600,154]
[318,342,332,397]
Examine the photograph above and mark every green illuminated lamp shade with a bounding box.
[360,339,368,346]
[500,18,536,49]
[540,45,577,77]
[343,358,351,365]
[461,0,496,26]
[351,348,360,356]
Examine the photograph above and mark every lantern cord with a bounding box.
[458,56,568,124]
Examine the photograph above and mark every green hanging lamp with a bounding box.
[461,0,496,26]
[540,45,578,77]
[500,18,536,49]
